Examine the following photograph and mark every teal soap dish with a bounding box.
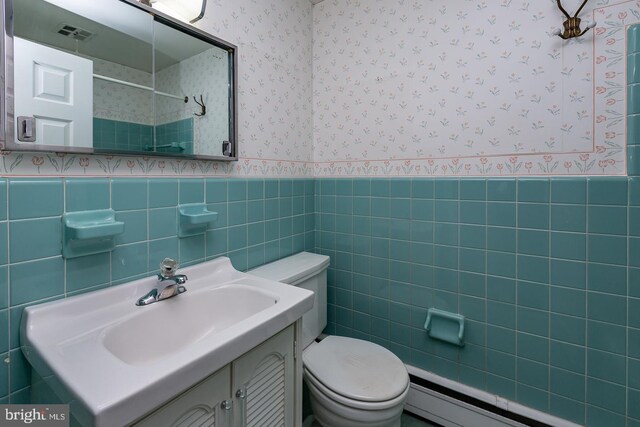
[63,209,125,259]
[424,308,465,347]
[178,203,218,237]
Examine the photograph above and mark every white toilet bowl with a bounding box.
[302,336,409,427]
[304,369,409,427]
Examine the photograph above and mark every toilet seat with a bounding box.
[303,336,409,405]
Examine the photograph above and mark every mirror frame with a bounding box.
[0,0,238,161]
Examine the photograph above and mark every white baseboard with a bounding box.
[404,365,581,427]
[405,381,527,427]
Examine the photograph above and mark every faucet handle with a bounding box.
[159,257,179,278]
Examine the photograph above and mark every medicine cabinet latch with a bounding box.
[17,116,36,142]
[223,141,232,157]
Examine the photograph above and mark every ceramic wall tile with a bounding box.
[317,176,639,421]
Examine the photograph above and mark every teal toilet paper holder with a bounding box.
[424,308,465,347]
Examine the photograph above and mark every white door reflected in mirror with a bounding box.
[5,0,237,160]
[14,37,93,147]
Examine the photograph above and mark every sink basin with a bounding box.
[102,284,278,365]
[21,257,313,427]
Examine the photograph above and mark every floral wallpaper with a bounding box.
[312,0,637,176]
[93,58,154,126]
[2,0,638,177]
[1,0,314,177]
[192,0,315,166]
[155,48,230,157]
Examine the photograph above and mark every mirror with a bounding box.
[3,0,237,160]
[153,21,231,157]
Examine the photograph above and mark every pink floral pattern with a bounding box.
[1,1,636,177]
[0,0,314,177]
[312,0,635,176]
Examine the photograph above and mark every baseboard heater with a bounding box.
[404,365,582,427]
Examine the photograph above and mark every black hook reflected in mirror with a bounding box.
[194,95,206,117]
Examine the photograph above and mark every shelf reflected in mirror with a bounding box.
[4,0,237,161]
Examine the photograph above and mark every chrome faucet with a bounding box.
[136,258,188,306]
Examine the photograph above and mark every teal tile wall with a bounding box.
[0,177,314,404]
[316,177,640,426]
[93,118,153,152]
[155,118,194,155]
[4,174,638,426]
[92,118,194,154]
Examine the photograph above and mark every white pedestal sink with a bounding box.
[20,257,314,426]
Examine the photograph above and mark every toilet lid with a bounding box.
[303,336,409,402]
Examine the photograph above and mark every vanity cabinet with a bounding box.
[133,365,232,427]
[134,325,295,427]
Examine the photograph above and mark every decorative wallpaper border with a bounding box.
[0,149,626,178]
[312,152,625,177]
[0,152,314,178]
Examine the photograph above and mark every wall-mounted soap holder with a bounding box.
[178,203,218,237]
[62,209,125,259]
[424,308,465,347]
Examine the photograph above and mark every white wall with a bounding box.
[312,0,636,176]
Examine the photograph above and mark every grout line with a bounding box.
[5,179,10,401]
[109,178,116,288]
[146,179,151,273]
[203,178,208,262]
[547,180,552,412]
[513,178,519,400]
[584,179,590,420]
[627,179,631,421]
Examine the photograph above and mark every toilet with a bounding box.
[250,252,410,427]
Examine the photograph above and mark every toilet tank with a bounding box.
[250,252,330,349]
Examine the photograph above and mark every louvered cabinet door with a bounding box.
[134,365,232,427]
[232,326,295,427]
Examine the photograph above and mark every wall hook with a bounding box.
[193,95,206,117]
[552,0,596,40]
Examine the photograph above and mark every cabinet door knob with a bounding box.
[236,389,246,399]
[221,400,232,410]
